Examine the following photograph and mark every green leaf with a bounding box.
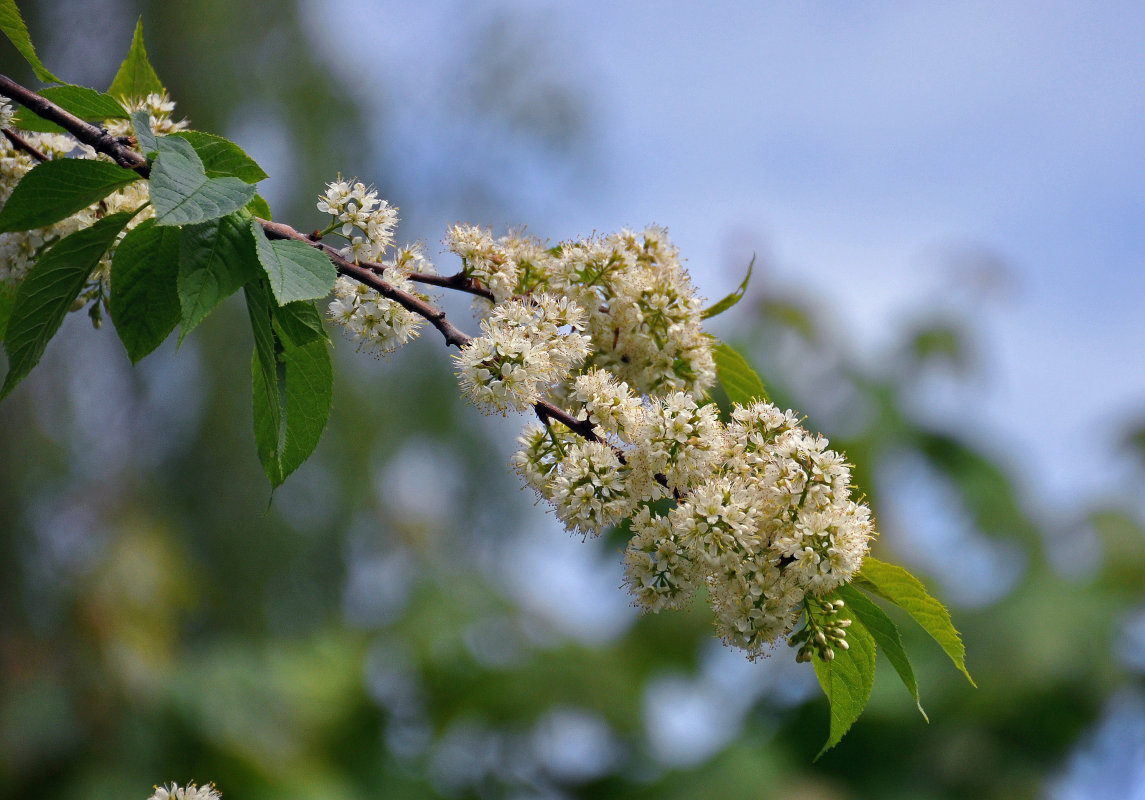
[0,0,61,83]
[250,220,336,305]
[246,282,283,485]
[109,218,181,362]
[702,253,754,320]
[273,300,328,348]
[132,109,158,158]
[171,131,267,184]
[245,283,333,488]
[150,136,256,226]
[246,194,272,220]
[1,211,134,398]
[278,332,333,481]
[0,158,140,233]
[855,556,975,686]
[0,278,17,340]
[839,583,927,721]
[107,18,164,102]
[812,597,877,759]
[176,210,261,341]
[11,85,128,132]
[713,340,769,405]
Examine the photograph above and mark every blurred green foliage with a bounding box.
[2,3,1144,799]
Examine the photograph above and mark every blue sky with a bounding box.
[292,0,1145,517]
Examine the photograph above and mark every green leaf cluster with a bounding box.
[0,11,336,488]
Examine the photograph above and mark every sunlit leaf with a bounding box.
[812,596,876,758]
[702,253,754,319]
[839,583,927,721]
[855,556,975,686]
[107,18,164,102]
[713,340,769,405]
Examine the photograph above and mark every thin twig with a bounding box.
[2,128,48,162]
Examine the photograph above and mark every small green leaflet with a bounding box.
[702,253,754,320]
[712,340,769,405]
[176,210,262,341]
[1,211,135,398]
[839,583,927,721]
[109,219,181,362]
[245,282,333,488]
[150,136,256,226]
[0,0,61,83]
[107,18,164,102]
[246,194,272,220]
[250,220,336,305]
[812,597,877,759]
[12,85,128,132]
[132,109,158,158]
[855,556,975,686]
[0,159,140,233]
[171,131,268,184]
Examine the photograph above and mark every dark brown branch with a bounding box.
[407,271,496,302]
[0,74,149,176]
[534,400,600,441]
[2,128,48,162]
[337,252,496,302]
[258,219,474,351]
[2,73,603,446]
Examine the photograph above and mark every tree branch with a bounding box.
[0,73,602,445]
[2,128,48,162]
[258,219,474,351]
[0,74,149,176]
[406,270,496,302]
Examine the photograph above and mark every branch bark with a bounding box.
[0,75,149,176]
[0,73,602,445]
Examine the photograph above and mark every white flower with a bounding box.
[548,439,636,537]
[326,274,424,357]
[148,782,221,800]
[0,96,14,130]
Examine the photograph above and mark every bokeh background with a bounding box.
[2,1,1145,798]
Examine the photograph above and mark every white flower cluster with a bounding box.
[622,402,872,657]
[147,782,221,800]
[512,394,872,658]
[317,179,399,263]
[105,92,188,139]
[319,180,437,355]
[327,190,875,660]
[455,294,591,412]
[0,96,156,316]
[446,225,715,398]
